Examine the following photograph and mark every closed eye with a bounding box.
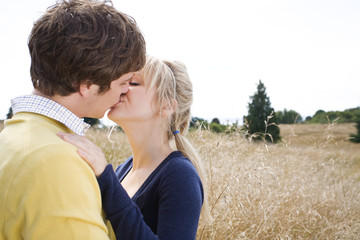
[130,82,140,86]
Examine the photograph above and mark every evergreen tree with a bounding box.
[243,80,281,143]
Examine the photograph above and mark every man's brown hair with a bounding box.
[28,0,146,96]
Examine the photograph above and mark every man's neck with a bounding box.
[32,90,85,118]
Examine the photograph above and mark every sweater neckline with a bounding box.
[121,151,182,199]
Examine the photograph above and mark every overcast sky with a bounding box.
[1,0,359,123]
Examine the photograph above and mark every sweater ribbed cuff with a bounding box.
[97,164,133,216]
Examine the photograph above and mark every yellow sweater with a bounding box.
[0,113,115,240]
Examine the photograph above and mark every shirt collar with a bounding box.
[11,95,90,136]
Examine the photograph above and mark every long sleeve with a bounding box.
[97,155,203,240]
[98,164,159,239]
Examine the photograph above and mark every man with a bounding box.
[0,0,145,239]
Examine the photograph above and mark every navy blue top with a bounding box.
[97,151,204,240]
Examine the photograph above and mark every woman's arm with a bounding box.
[57,133,203,239]
[57,133,158,239]
[99,160,203,240]
[97,164,159,239]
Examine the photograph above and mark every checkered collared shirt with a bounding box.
[11,95,90,136]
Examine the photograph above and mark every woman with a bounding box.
[58,56,211,239]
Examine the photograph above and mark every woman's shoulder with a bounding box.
[158,151,204,201]
[161,151,200,180]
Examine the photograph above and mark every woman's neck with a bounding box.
[122,121,173,170]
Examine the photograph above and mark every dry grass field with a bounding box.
[86,123,360,240]
[1,121,359,239]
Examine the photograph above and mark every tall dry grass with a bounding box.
[193,123,360,239]
[85,123,360,239]
[1,121,359,239]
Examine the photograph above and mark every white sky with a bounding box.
[1,0,359,123]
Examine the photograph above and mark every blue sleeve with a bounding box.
[156,160,203,240]
[97,164,159,240]
[97,161,203,240]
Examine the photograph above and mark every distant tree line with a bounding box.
[305,108,360,124]
[189,117,240,134]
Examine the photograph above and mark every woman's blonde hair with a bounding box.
[142,55,212,223]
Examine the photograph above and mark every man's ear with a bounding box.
[162,99,178,116]
[79,82,99,97]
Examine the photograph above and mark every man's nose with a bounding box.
[121,82,130,93]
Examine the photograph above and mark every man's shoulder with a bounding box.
[3,112,72,138]
[4,112,73,147]
[6,142,92,185]
[0,129,98,207]
[1,117,78,167]
[1,124,92,182]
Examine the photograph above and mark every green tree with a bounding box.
[210,122,225,133]
[314,109,325,116]
[243,80,281,143]
[190,117,208,130]
[209,117,226,133]
[305,116,312,122]
[276,109,302,124]
[349,121,360,143]
[211,118,220,124]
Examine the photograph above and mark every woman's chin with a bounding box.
[107,109,120,121]
[107,111,126,124]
